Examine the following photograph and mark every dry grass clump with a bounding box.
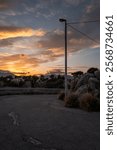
[65,93,79,108]
[58,91,65,101]
[79,93,100,112]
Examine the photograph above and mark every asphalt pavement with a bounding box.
[0,95,100,150]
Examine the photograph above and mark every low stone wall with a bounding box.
[0,88,61,95]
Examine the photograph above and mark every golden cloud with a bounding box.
[0,54,41,74]
[0,26,46,40]
[49,48,64,56]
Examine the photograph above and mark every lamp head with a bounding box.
[59,18,66,22]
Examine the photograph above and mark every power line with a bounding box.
[67,20,100,25]
[68,24,99,44]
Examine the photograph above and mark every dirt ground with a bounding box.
[0,95,100,150]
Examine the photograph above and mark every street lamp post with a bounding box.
[59,18,68,100]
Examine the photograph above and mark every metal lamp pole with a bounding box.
[59,18,68,100]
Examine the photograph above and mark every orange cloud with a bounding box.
[0,26,46,40]
[0,27,99,75]
[48,48,64,56]
[0,54,46,75]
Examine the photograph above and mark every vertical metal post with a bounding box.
[64,20,68,100]
[59,18,68,100]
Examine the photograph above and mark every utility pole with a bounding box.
[59,18,68,100]
[59,18,99,100]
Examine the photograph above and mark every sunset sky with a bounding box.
[0,0,100,75]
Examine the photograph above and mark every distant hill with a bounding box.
[0,70,15,77]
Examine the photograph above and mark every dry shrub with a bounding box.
[79,93,100,112]
[65,93,79,108]
[87,67,99,74]
[58,91,65,101]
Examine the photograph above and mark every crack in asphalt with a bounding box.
[8,111,58,150]
[8,111,20,126]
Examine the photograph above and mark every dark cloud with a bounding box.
[0,0,10,10]
[37,28,99,58]
[47,68,63,74]
[37,30,64,49]
[75,0,100,37]
[64,0,84,6]
[84,0,100,19]
[0,26,32,32]
[0,0,20,10]
[0,26,26,32]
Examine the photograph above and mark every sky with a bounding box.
[0,0,100,75]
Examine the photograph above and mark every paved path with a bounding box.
[0,95,100,150]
